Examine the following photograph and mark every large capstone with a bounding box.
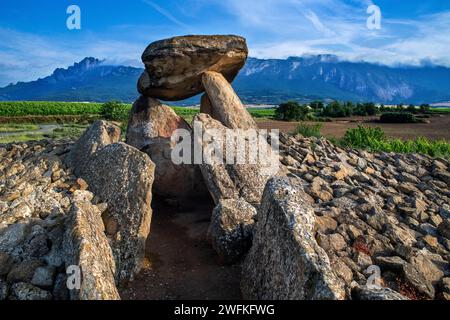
[139,35,248,101]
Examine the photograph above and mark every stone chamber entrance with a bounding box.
[120,196,243,300]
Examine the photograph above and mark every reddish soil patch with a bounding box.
[120,199,242,300]
[257,114,450,141]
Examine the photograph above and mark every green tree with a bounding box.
[275,101,309,121]
[100,100,129,121]
[407,104,417,113]
[420,104,431,113]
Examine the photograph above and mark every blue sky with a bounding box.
[0,0,449,86]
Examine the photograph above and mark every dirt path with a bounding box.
[120,199,242,300]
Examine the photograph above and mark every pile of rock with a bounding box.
[242,133,450,300]
[0,140,117,300]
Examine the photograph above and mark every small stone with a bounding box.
[315,216,338,234]
[402,263,435,299]
[0,251,13,276]
[438,219,450,239]
[0,201,8,213]
[352,285,408,300]
[7,260,43,284]
[317,233,347,252]
[353,251,372,269]
[76,178,89,190]
[31,266,55,289]
[10,282,52,300]
[374,256,407,270]
[442,278,450,294]
[429,214,443,228]
[422,235,438,248]
[330,256,353,283]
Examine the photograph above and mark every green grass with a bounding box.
[248,108,276,119]
[0,133,45,144]
[0,101,104,116]
[294,123,323,138]
[430,107,450,114]
[0,123,40,132]
[339,126,450,158]
[0,123,88,144]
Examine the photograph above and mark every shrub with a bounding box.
[100,100,130,121]
[322,101,350,118]
[339,126,450,158]
[294,123,322,138]
[379,112,417,123]
[341,126,386,149]
[275,101,309,121]
[0,101,103,116]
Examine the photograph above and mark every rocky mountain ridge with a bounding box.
[2,56,450,104]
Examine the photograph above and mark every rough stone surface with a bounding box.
[352,285,408,300]
[63,194,120,300]
[139,35,248,100]
[0,279,8,300]
[194,113,277,206]
[9,282,52,300]
[278,132,450,299]
[201,71,256,130]
[207,198,257,264]
[82,142,155,285]
[65,120,121,176]
[126,95,201,199]
[241,177,346,300]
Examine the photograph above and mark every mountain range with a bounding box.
[1,56,450,105]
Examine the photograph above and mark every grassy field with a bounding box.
[0,101,276,144]
[1,101,448,159]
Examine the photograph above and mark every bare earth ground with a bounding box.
[257,114,450,140]
[120,198,242,300]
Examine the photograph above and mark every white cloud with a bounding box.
[1,0,450,86]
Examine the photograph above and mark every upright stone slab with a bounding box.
[202,71,256,130]
[63,193,120,300]
[193,113,274,206]
[241,177,346,300]
[126,95,203,199]
[207,198,257,264]
[65,120,121,176]
[81,142,155,285]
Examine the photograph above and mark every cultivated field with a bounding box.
[257,115,450,141]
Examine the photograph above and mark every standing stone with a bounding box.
[66,120,121,176]
[241,177,345,300]
[202,71,256,130]
[126,95,201,199]
[193,113,275,205]
[63,196,120,300]
[139,35,248,101]
[82,142,155,285]
[207,198,257,264]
